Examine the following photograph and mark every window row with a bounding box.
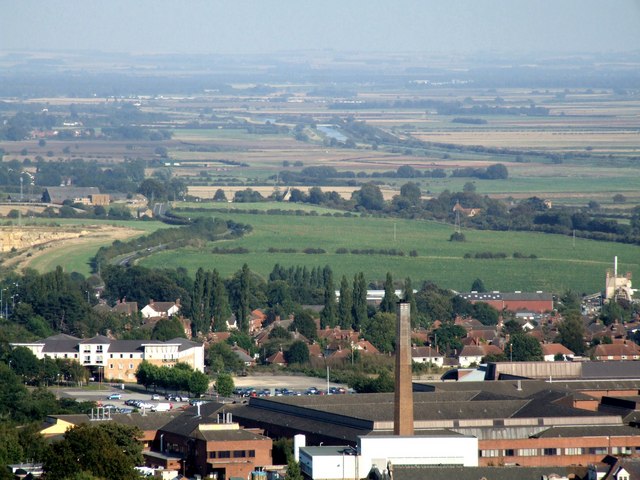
[108,363,135,370]
[480,446,636,458]
[208,450,256,459]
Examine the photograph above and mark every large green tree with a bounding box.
[215,373,235,397]
[228,264,265,333]
[289,309,318,341]
[433,323,466,355]
[320,266,337,328]
[207,342,244,374]
[361,312,396,353]
[151,317,186,341]
[188,370,210,397]
[285,341,310,365]
[8,347,41,384]
[402,277,418,326]
[44,423,143,480]
[509,333,543,361]
[351,272,368,331]
[210,269,231,332]
[337,275,353,329]
[379,272,398,313]
[556,312,586,355]
[352,182,384,210]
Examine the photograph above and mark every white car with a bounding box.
[150,403,172,412]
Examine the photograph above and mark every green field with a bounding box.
[16,220,166,276]
[135,207,637,294]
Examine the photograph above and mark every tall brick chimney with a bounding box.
[394,302,414,435]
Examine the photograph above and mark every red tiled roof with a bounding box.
[542,343,575,356]
[594,342,640,357]
[266,351,286,365]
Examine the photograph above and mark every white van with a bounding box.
[150,403,172,412]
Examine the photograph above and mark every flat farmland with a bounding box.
[137,208,638,294]
[413,130,640,153]
[187,185,401,201]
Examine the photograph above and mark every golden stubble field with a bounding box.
[413,130,640,153]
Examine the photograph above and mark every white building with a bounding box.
[299,434,478,480]
[411,346,444,368]
[141,299,181,319]
[11,334,205,382]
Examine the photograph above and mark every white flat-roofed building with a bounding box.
[299,433,478,480]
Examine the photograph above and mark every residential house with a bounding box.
[112,299,139,316]
[231,345,255,367]
[141,299,181,319]
[462,328,500,346]
[458,344,503,367]
[411,346,444,368]
[593,342,640,361]
[42,186,109,206]
[353,339,379,356]
[226,314,239,331]
[205,332,232,345]
[253,317,294,347]
[249,309,267,334]
[453,200,482,217]
[265,350,286,366]
[541,343,575,362]
[308,343,324,359]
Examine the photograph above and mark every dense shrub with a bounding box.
[211,247,250,254]
[268,247,298,253]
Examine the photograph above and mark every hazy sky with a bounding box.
[2,0,639,55]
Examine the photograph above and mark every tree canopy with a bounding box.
[44,423,143,480]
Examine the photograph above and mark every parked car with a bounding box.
[151,403,172,412]
[107,393,121,400]
[151,394,160,400]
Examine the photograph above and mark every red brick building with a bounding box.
[459,291,554,313]
[593,341,640,361]
[149,405,272,479]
